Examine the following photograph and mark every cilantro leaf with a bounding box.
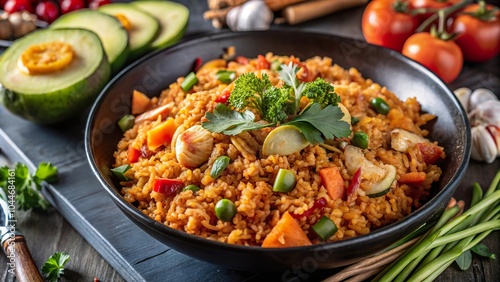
[289,103,351,140]
[302,78,341,107]
[285,121,324,144]
[202,104,272,135]
[41,252,70,282]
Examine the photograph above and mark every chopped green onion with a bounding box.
[313,215,338,240]
[351,116,360,124]
[272,168,296,192]
[111,164,131,181]
[183,184,200,193]
[118,114,135,132]
[181,72,198,92]
[270,60,282,71]
[370,97,390,115]
[210,156,230,179]
[352,131,369,149]
[216,70,236,84]
[215,199,237,222]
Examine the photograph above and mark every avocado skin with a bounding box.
[0,58,111,125]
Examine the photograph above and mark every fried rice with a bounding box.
[113,53,444,246]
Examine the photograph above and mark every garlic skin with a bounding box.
[175,125,214,168]
[454,87,500,163]
[226,0,273,31]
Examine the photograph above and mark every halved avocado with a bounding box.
[132,1,189,50]
[50,9,129,73]
[98,3,159,60]
[0,28,111,124]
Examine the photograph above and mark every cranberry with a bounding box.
[36,0,60,23]
[60,0,85,14]
[88,0,110,9]
[3,0,34,13]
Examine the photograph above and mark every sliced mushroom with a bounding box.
[175,125,214,168]
[390,128,427,153]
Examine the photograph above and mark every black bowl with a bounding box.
[85,30,470,271]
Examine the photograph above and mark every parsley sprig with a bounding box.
[41,252,70,282]
[202,61,351,143]
[0,162,57,211]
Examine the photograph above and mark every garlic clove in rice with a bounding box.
[226,0,273,31]
[175,125,214,168]
[470,125,498,164]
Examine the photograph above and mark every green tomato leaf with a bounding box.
[471,243,497,259]
[41,252,70,282]
[455,250,472,270]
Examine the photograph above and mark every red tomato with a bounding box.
[88,0,111,9]
[60,0,85,14]
[36,0,60,23]
[257,55,270,70]
[402,32,463,83]
[1,0,7,9]
[448,3,500,62]
[3,0,34,13]
[362,0,421,51]
[410,0,460,19]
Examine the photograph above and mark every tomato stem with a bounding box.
[416,0,473,32]
[465,0,499,22]
[392,0,410,13]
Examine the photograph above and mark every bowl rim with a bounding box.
[85,29,471,254]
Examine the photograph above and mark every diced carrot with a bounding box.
[131,90,152,115]
[320,166,345,200]
[146,118,177,151]
[398,172,427,184]
[257,55,270,70]
[262,212,312,248]
[128,146,140,163]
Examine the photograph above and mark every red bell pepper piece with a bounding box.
[215,89,231,104]
[153,178,184,196]
[257,55,270,70]
[291,197,327,219]
[416,142,444,165]
[192,57,203,72]
[347,167,362,203]
[128,146,140,163]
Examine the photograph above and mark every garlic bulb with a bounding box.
[175,125,214,168]
[454,87,500,163]
[226,0,273,31]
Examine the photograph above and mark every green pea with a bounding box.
[370,97,390,115]
[215,199,237,222]
[352,131,369,149]
[272,168,296,192]
[210,156,230,179]
[183,184,200,193]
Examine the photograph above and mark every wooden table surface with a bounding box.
[0,1,499,281]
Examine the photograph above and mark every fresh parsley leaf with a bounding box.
[35,162,59,184]
[202,104,271,136]
[471,243,497,259]
[0,162,54,211]
[302,78,341,107]
[278,62,305,111]
[289,103,351,140]
[455,249,472,270]
[285,121,324,144]
[41,252,70,282]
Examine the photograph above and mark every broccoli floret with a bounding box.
[302,78,340,107]
[262,86,294,124]
[229,72,270,116]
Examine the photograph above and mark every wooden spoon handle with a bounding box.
[283,0,368,25]
[3,235,44,282]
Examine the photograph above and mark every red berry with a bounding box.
[36,0,60,23]
[88,0,110,9]
[60,0,85,14]
[3,0,34,13]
